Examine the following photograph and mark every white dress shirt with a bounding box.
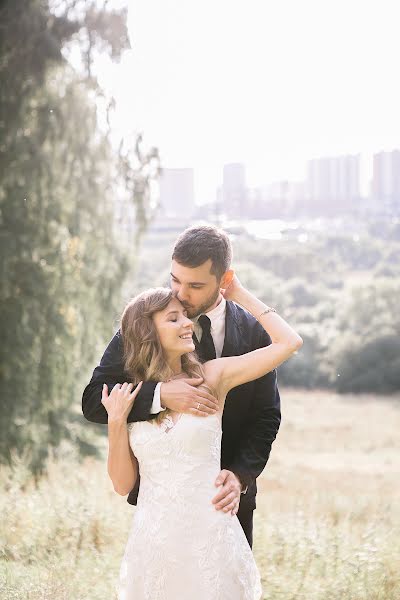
[150,297,227,414]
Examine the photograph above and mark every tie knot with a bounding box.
[198,314,212,333]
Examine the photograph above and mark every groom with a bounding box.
[82,224,281,548]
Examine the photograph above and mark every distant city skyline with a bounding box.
[156,149,399,222]
[98,0,400,204]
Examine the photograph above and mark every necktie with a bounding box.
[197,315,216,361]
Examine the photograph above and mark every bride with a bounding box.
[101,274,302,600]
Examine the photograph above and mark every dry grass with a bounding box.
[254,389,400,599]
[1,389,399,599]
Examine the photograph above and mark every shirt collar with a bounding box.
[193,296,226,325]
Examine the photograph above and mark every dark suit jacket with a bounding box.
[82,300,281,511]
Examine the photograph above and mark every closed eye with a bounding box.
[170,274,205,290]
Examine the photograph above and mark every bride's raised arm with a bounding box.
[208,275,303,400]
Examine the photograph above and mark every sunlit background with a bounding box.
[1,1,399,599]
[99,0,400,208]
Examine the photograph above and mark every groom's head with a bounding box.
[171,225,233,318]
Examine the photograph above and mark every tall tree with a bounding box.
[0,0,160,471]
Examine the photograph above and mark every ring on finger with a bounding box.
[196,402,201,410]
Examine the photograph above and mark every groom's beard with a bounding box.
[179,286,221,319]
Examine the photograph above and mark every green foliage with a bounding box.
[0,1,160,472]
[238,237,400,394]
[334,334,400,393]
[329,278,400,393]
[236,237,327,282]
[134,227,400,395]
[279,328,330,388]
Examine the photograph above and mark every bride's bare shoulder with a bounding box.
[202,360,226,403]
[202,358,222,380]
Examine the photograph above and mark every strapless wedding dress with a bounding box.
[116,411,262,600]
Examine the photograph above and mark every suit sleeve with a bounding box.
[228,329,281,487]
[82,330,158,424]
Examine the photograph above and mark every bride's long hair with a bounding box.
[120,287,207,422]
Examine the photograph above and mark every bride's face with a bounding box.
[153,297,195,356]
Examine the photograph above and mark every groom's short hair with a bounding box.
[172,225,232,280]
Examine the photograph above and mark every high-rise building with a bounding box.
[307,154,360,215]
[158,168,195,220]
[372,149,400,215]
[222,163,247,218]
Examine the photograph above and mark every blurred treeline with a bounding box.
[132,222,400,395]
[0,1,159,473]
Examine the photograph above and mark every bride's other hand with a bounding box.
[101,381,143,423]
[221,272,244,302]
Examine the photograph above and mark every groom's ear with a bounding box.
[220,269,234,289]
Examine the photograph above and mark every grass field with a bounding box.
[1,388,399,599]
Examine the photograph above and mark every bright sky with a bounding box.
[99,0,400,203]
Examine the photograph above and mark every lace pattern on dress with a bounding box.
[117,413,262,600]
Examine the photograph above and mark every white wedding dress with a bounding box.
[116,411,262,600]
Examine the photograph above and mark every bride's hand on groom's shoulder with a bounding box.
[101,381,143,423]
[221,273,245,302]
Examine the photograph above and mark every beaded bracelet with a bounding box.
[257,307,277,320]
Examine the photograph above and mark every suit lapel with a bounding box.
[222,301,243,357]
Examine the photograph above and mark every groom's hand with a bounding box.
[160,378,219,416]
[212,470,242,516]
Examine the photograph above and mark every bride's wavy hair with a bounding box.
[120,287,207,422]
